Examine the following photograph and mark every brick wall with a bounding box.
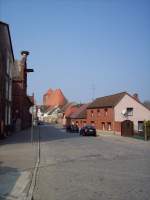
[87,107,115,131]
[12,81,33,130]
[114,121,121,135]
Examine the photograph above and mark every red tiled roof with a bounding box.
[61,102,76,112]
[65,104,82,118]
[88,92,126,109]
[70,103,90,119]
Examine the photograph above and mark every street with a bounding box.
[33,124,150,200]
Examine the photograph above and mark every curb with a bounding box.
[26,127,40,200]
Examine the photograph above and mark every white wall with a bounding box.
[114,94,150,131]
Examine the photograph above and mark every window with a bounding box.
[107,122,111,131]
[105,108,108,116]
[6,56,10,75]
[138,121,144,132]
[91,110,94,117]
[127,108,133,116]
[97,109,100,116]
[9,81,12,101]
[5,78,9,99]
[102,122,105,130]
[91,121,95,127]
[8,105,11,125]
[5,105,8,125]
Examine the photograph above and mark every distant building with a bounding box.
[64,104,83,127]
[12,51,34,130]
[43,88,68,107]
[43,105,62,123]
[43,88,53,106]
[70,104,90,127]
[0,21,14,138]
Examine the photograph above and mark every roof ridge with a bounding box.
[95,91,127,100]
[88,91,127,109]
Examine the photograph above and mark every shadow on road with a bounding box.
[0,161,21,200]
[0,124,80,146]
[0,127,39,146]
[39,124,81,143]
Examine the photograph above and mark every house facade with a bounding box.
[63,104,82,127]
[0,21,14,138]
[70,104,89,128]
[87,92,150,136]
[114,93,150,134]
[43,105,63,123]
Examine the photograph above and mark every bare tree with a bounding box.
[143,101,150,110]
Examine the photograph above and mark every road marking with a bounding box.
[10,171,30,198]
[0,171,30,200]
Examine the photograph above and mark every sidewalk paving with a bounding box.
[0,127,39,200]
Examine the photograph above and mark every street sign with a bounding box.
[29,106,36,114]
[29,106,34,114]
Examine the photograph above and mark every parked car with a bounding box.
[70,124,79,133]
[38,121,44,125]
[66,125,71,132]
[80,125,96,136]
[66,124,79,133]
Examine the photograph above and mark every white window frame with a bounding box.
[138,121,144,132]
[127,107,133,116]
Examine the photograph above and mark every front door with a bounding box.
[121,120,134,136]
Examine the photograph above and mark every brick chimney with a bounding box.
[20,51,30,93]
[20,51,29,67]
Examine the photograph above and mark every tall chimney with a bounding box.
[20,51,29,67]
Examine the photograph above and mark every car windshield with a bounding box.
[85,125,94,129]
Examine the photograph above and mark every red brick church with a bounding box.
[43,88,67,107]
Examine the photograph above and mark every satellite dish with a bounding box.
[121,109,127,115]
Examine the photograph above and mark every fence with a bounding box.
[144,124,150,141]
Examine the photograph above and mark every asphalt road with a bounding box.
[33,124,150,200]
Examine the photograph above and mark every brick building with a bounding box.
[43,88,67,107]
[12,51,34,130]
[70,104,89,128]
[0,21,14,138]
[63,104,82,127]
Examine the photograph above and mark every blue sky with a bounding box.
[1,0,150,104]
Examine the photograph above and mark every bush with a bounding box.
[144,120,150,126]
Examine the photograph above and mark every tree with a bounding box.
[40,105,48,113]
[143,101,150,110]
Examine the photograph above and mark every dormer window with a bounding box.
[127,108,133,116]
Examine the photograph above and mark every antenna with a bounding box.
[91,84,95,101]
[121,109,127,115]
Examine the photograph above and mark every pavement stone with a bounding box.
[0,127,39,200]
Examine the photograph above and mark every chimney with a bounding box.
[20,51,29,66]
[133,93,140,102]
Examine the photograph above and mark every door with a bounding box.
[121,120,134,136]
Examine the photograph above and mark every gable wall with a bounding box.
[115,94,150,130]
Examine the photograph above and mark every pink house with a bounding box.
[87,92,150,136]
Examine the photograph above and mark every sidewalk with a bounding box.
[0,127,39,200]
